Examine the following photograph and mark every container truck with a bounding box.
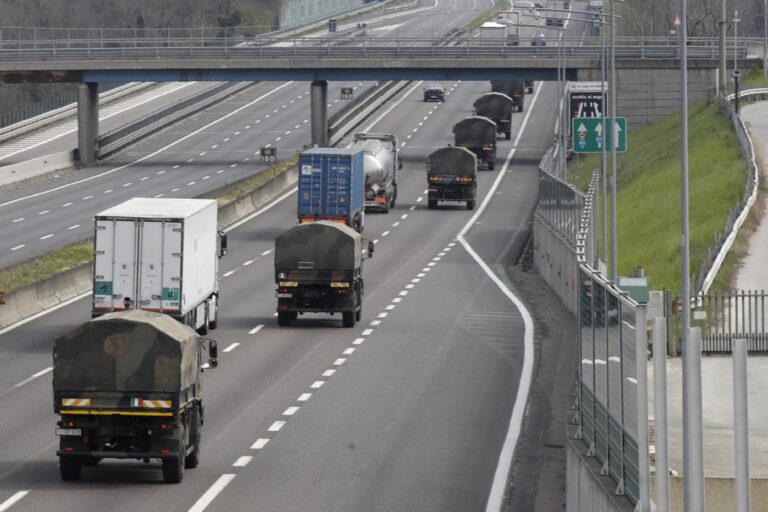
[297,148,365,232]
[350,133,401,213]
[473,93,515,140]
[427,146,478,210]
[491,80,526,113]
[92,198,228,334]
[453,116,498,170]
[274,221,373,328]
[53,310,218,483]
[479,21,507,45]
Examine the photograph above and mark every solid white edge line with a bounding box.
[0,82,294,211]
[187,474,236,512]
[474,82,542,512]
[0,491,29,512]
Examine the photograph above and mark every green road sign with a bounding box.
[572,117,627,153]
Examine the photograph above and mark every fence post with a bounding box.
[653,317,670,512]
[733,338,751,512]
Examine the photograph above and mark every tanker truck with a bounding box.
[53,310,218,483]
[453,116,497,170]
[275,221,373,328]
[491,80,525,113]
[349,133,402,213]
[473,93,515,140]
[427,146,478,210]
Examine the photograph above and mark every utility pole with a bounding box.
[719,0,727,93]
[609,0,617,281]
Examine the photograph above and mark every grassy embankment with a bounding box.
[0,156,298,294]
[568,100,746,293]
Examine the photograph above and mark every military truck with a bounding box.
[275,221,373,328]
[453,116,497,170]
[53,310,218,483]
[491,80,525,113]
[473,93,515,140]
[350,133,401,213]
[426,146,478,210]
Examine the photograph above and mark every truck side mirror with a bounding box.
[208,340,218,368]
[398,157,403,170]
[218,232,228,258]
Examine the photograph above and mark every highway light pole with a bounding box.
[609,0,617,281]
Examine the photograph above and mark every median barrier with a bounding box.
[0,150,75,188]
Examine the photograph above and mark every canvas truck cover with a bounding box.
[275,221,362,273]
[53,310,199,393]
[491,80,525,97]
[473,93,514,122]
[453,116,497,147]
[427,147,477,176]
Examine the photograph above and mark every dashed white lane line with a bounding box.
[411,278,421,283]
[39,234,54,240]
[261,249,272,256]
[212,144,219,149]
[224,137,230,142]
[417,272,426,277]
[13,367,53,388]
[416,197,423,202]
[140,177,149,182]
[230,164,238,168]
[392,222,400,227]
[0,491,29,512]
[155,194,164,198]
[11,218,23,223]
[187,181,197,186]
[37,210,49,215]
[370,320,381,326]
[353,338,365,344]
[334,358,346,366]
[385,304,396,310]
[249,324,264,335]
[422,267,431,272]
[10,244,25,251]
[343,347,356,355]
[232,456,252,467]
[362,329,373,336]
[381,231,390,237]
[268,421,286,432]
[427,262,436,267]
[378,312,388,318]
[392,297,402,303]
[67,224,79,230]
[223,270,236,277]
[203,175,210,180]
[187,474,236,512]
[243,260,254,266]
[373,239,380,245]
[283,406,300,416]
[171,188,180,192]
[298,393,312,402]
[235,131,241,136]
[158,170,166,175]
[123,182,132,187]
[251,438,270,450]
[423,189,428,194]
[62,202,73,207]
[310,381,325,389]
[223,343,240,353]
[401,214,408,219]
[172,165,180,169]
[405,284,415,289]
[276,136,282,142]
[322,369,335,377]
[217,170,224,174]
[433,256,442,261]
[399,290,409,296]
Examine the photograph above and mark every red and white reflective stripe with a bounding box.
[62,398,91,407]
[132,398,172,408]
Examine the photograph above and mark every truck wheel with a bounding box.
[467,200,475,210]
[342,311,355,328]
[59,456,82,481]
[487,160,495,171]
[162,430,185,483]
[277,311,292,326]
[428,199,437,210]
[185,407,201,469]
[382,200,390,214]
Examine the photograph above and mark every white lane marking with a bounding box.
[10,244,25,251]
[385,305,396,311]
[268,421,286,432]
[140,177,149,181]
[378,312,388,318]
[187,474,236,512]
[201,363,210,370]
[39,234,54,240]
[217,170,224,174]
[283,406,300,416]
[230,164,239,168]
[399,290,409,296]
[362,329,373,336]
[401,214,408,219]
[392,298,402,303]
[11,218,23,223]
[251,439,270,450]
[392,222,400,227]
[187,181,197,186]
[310,381,325,389]
[417,273,426,278]
[243,260,254,266]
[480,82,542,512]
[370,320,381,326]
[67,225,79,230]
[104,189,113,194]
[427,262,436,267]
[223,343,240,353]
[276,136,282,142]
[232,456,252,467]
[0,83,295,212]
[298,393,312,402]
[343,347,356,355]
[256,119,262,123]
[285,131,291,135]
[322,369,335,377]
[433,257,442,261]
[37,210,49,215]
[406,135,412,140]
[123,182,132,187]
[405,284,415,289]
[249,324,264,335]
[423,189,428,194]
[171,188,180,192]
[223,138,230,142]
[422,267,431,272]
[13,367,53,388]
[303,119,308,123]
[0,491,30,512]
[411,278,421,283]
[261,249,272,256]
[294,124,300,129]
[333,358,346,366]
[61,202,73,207]
[416,197,423,203]
[202,175,210,180]
[373,239,379,245]
[158,170,166,175]
[381,231,390,237]
[223,270,236,277]
[172,165,180,169]
[212,145,219,149]
[187,158,195,163]
[235,132,241,136]
[155,194,164,198]
[448,242,456,247]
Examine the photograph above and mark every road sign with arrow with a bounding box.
[571,117,627,153]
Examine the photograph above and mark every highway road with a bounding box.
[0,2,590,511]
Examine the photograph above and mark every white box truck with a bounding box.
[92,198,227,333]
[479,22,507,45]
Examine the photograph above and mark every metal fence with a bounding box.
[696,290,768,353]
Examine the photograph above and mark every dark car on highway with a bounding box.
[423,84,445,102]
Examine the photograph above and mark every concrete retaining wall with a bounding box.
[533,215,579,315]
[0,151,75,188]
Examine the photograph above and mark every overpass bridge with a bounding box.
[0,34,758,163]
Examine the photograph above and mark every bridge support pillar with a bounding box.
[310,80,328,146]
[77,82,99,166]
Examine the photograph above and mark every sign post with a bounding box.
[571,117,627,153]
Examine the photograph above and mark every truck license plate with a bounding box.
[56,428,82,436]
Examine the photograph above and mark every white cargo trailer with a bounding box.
[92,198,227,333]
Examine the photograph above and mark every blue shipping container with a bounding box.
[297,148,365,227]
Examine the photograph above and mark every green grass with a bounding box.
[0,241,92,293]
[569,101,745,292]
[742,66,768,89]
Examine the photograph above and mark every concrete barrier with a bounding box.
[0,150,75,188]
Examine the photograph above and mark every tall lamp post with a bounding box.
[733,11,741,113]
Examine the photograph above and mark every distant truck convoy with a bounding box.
[53,310,218,483]
[297,147,365,232]
[349,133,402,213]
[427,146,478,210]
[274,221,373,328]
[491,80,526,113]
[92,198,228,334]
[453,116,498,170]
[473,93,515,140]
